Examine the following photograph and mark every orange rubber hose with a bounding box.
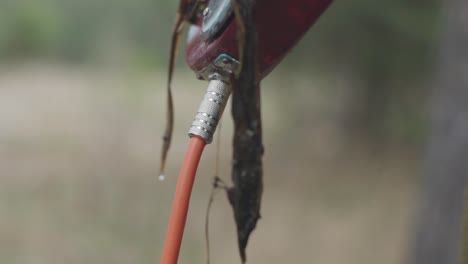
[161,136,206,264]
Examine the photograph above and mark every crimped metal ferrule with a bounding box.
[188,80,231,143]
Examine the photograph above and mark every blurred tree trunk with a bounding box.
[461,192,468,264]
[409,1,468,264]
[353,21,394,142]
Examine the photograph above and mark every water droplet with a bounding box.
[159,174,166,181]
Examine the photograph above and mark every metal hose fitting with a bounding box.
[188,79,231,143]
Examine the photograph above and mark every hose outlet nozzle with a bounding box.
[188,79,231,143]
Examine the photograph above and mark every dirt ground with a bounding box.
[0,64,420,264]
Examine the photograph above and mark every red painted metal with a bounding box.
[186,0,333,78]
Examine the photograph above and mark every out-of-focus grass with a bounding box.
[0,64,419,264]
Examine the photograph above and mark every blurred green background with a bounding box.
[0,0,441,263]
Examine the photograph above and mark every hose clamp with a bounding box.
[195,54,239,83]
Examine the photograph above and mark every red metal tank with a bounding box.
[186,0,332,78]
